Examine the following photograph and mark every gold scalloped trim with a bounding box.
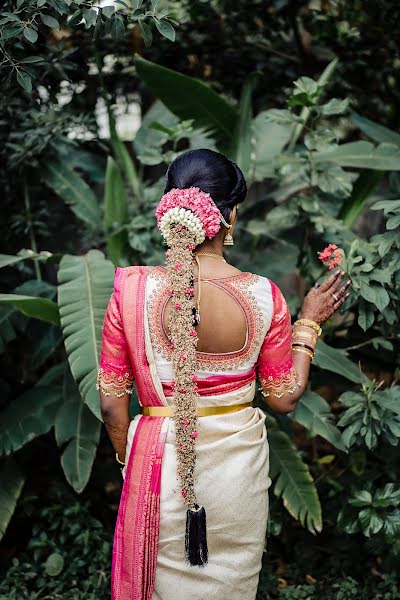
[259,367,301,399]
[96,367,134,397]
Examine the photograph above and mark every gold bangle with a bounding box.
[115,452,125,466]
[292,329,318,342]
[292,346,314,360]
[292,333,317,346]
[294,319,322,336]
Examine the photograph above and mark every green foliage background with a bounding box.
[0,0,399,596]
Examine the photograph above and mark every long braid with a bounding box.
[156,187,226,565]
[165,226,199,511]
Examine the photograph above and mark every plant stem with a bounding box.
[287,57,338,152]
[24,183,41,280]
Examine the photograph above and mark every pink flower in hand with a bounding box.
[318,244,343,270]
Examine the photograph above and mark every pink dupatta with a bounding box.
[109,266,167,600]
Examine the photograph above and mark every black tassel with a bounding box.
[185,504,208,566]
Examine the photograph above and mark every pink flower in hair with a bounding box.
[156,187,223,240]
[179,352,187,361]
[181,418,189,427]
[190,330,197,337]
[175,302,181,310]
[174,261,182,271]
[181,490,187,498]
[191,431,199,439]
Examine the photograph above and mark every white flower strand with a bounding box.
[159,208,205,245]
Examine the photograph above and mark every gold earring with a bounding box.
[224,225,234,246]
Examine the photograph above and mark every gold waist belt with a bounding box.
[141,402,253,417]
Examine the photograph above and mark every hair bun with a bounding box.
[228,160,247,206]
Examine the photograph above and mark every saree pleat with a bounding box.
[112,267,168,600]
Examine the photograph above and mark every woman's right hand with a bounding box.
[299,269,351,325]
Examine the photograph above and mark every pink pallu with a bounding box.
[111,266,166,600]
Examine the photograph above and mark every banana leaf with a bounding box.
[134,55,238,152]
[55,369,101,493]
[0,458,25,541]
[57,250,114,419]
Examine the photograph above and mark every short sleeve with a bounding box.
[256,281,301,398]
[96,269,134,397]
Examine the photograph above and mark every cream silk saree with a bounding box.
[98,266,296,600]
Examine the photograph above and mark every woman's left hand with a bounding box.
[300,269,351,325]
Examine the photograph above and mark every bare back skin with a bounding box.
[163,260,248,354]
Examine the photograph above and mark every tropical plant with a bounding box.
[1,11,399,588]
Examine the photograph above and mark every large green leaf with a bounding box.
[0,254,29,268]
[25,324,62,371]
[104,156,129,265]
[0,305,26,353]
[0,458,25,541]
[57,250,114,419]
[269,428,322,533]
[351,113,400,147]
[338,170,383,227]
[134,55,238,151]
[229,74,258,179]
[251,110,294,181]
[292,390,347,452]
[134,100,179,158]
[55,370,101,493]
[314,141,400,170]
[42,159,101,230]
[314,340,366,384]
[0,294,60,326]
[0,384,61,456]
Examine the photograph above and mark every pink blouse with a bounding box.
[97,267,300,400]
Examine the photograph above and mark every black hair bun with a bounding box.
[228,160,247,207]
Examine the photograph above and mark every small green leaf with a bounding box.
[102,5,114,18]
[23,27,38,42]
[320,98,349,115]
[16,70,32,93]
[68,9,82,26]
[111,15,124,40]
[387,214,400,230]
[21,55,44,63]
[154,18,175,42]
[44,552,64,576]
[139,20,152,47]
[374,286,390,311]
[83,8,96,28]
[349,490,373,507]
[40,13,60,29]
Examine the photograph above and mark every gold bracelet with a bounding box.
[292,333,317,346]
[294,319,322,337]
[115,452,125,466]
[292,329,318,343]
[292,346,314,360]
